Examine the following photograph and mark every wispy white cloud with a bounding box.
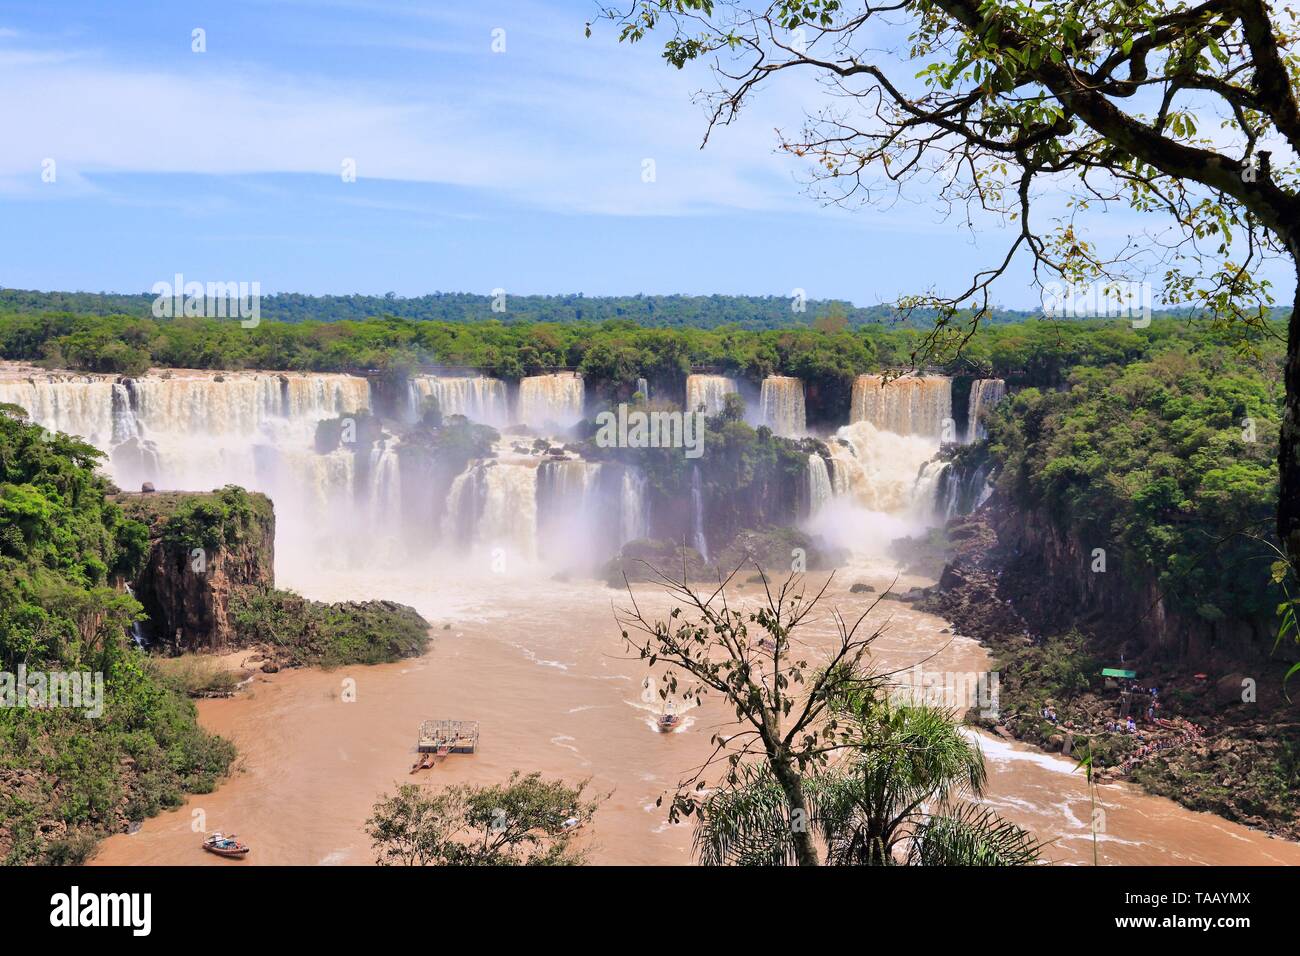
[0,6,831,217]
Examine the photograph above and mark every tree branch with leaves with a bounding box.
[598,0,1300,573]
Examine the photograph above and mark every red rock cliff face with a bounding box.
[113,490,275,652]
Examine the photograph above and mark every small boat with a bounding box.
[202,832,250,859]
[656,702,681,733]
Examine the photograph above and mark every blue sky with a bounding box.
[0,0,1292,308]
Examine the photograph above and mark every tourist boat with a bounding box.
[657,703,681,733]
[202,832,250,859]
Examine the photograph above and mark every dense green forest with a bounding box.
[6,288,1281,332]
[0,307,1283,427]
[0,406,234,863]
[986,341,1282,623]
[0,288,1043,330]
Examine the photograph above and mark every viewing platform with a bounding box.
[411,720,480,772]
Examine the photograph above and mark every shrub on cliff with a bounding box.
[159,485,270,553]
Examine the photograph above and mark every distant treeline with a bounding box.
[0,306,1284,429]
[1,287,1264,331]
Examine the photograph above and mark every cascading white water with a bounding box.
[685,374,739,417]
[408,375,510,427]
[0,366,376,576]
[535,458,656,571]
[123,583,147,647]
[0,375,121,446]
[690,466,709,561]
[850,374,952,440]
[620,467,649,544]
[807,454,833,516]
[365,437,404,559]
[443,454,540,562]
[932,457,996,520]
[929,461,961,520]
[478,461,540,561]
[518,373,584,432]
[0,363,662,577]
[759,375,806,437]
[966,378,1006,442]
[826,421,942,514]
[536,457,602,569]
[803,420,946,556]
[2,361,958,579]
[912,458,952,523]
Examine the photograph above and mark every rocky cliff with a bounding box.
[917,498,1300,839]
[112,487,275,652]
[979,495,1274,665]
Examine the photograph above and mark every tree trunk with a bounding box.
[770,756,820,866]
[1280,276,1300,573]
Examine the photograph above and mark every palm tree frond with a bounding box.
[906,803,1043,866]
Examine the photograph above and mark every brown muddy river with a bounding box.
[93,561,1300,867]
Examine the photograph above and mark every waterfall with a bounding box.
[480,461,539,560]
[442,465,482,548]
[123,583,147,647]
[443,458,539,560]
[825,421,944,514]
[408,375,509,427]
[111,383,140,444]
[850,374,952,439]
[807,454,833,516]
[535,459,651,569]
[518,372,584,432]
[933,458,996,519]
[537,458,602,567]
[366,437,404,553]
[619,467,649,544]
[685,374,738,417]
[932,462,961,520]
[0,375,120,445]
[0,364,665,577]
[690,466,709,561]
[912,459,951,523]
[0,367,372,575]
[966,378,1006,442]
[759,376,806,436]
[128,372,368,437]
[799,420,949,557]
[801,421,944,553]
[635,377,650,402]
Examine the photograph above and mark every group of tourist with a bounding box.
[1119,720,1205,773]
[1035,681,1207,773]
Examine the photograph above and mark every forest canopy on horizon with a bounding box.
[2,287,1285,332]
